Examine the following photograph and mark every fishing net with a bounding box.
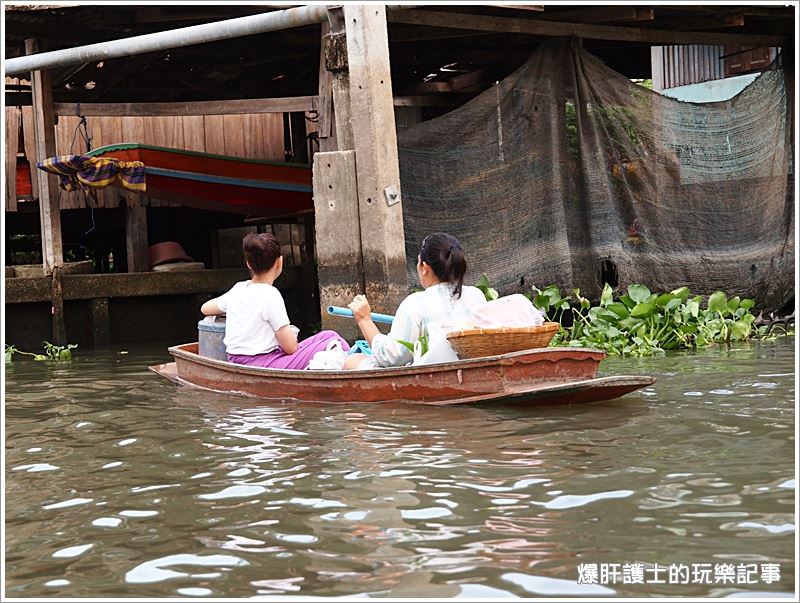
[398,40,793,311]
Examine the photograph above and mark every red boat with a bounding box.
[87,143,312,216]
[149,343,655,406]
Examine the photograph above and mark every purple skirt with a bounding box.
[227,330,350,370]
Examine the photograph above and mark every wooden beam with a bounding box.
[7,94,457,110]
[26,38,63,275]
[656,13,745,31]
[5,268,262,303]
[344,5,407,315]
[539,6,654,24]
[387,9,789,46]
[393,95,460,107]
[317,21,335,149]
[53,95,318,117]
[493,5,544,12]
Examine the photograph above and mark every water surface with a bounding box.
[4,338,795,597]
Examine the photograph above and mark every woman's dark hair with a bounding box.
[419,232,467,298]
[243,233,281,274]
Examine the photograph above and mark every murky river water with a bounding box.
[4,337,795,598]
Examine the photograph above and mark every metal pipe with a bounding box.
[6,4,330,75]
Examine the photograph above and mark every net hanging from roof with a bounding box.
[398,40,793,311]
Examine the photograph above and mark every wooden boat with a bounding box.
[149,343,655,406]
[87,143,312,216]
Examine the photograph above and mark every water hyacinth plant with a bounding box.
[529,283,761,356]
[5,341,78,362]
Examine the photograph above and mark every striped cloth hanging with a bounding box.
[37,154,146,193]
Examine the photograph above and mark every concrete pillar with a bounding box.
[312,150,363,340]
[125,205,149,272]
[343,5,407,315]
[26,38,63,275]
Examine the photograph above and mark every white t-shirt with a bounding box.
[215,281,290,355]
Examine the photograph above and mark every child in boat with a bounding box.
[344,232,487,369]
[201,232,349,369]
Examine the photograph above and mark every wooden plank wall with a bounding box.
[5,110,284,211]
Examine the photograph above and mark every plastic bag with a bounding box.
[470,294,545,328]
[307,340,348,370]
[413,322,459,365]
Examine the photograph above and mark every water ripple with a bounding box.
[4,338,795,598]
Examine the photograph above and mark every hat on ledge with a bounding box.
[148,241,194,269]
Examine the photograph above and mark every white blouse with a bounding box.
[371,283,487,367]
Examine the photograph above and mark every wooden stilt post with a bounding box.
[342,5,407,315]
[27,38,66,345]
[317,21,337,153]
[50,265,67,345]
[311,6,406,336]
[312,12,362,339]
[125,204,149,272]
[26,38,63,275]
[90,298,111,346]
[300,214,320,330]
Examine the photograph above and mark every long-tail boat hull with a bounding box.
[89,143,312,216]
[149,343,655,406]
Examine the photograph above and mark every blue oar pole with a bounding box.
[327,306,394,325]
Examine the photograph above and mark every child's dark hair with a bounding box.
[419,232,467,298]
[243,233,281,274]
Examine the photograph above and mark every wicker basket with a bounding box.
[446,322,560,359]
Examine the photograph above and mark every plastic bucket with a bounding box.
[198,317,227,361]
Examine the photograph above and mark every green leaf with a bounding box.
[655,293,675,307]
[739,298,755,310]
[730,319,752,340]
[58,349,72,361]
[34,354,47,361]
[600,283,614,307]
[475,273,491,289]
[543,285,563,306]
[707,291,728,313]
[664,298,682,312]
[631,302,655,318]
[685,300,700,318]
[727,296,741,312]
[396,340,415,353]
[627,284,651,303]
[619,317,644,330]
[475,274,499,301]
[670,286,690,302]
[619,294,636,310]
[606,302,629,318]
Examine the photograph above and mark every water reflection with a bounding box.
[4,338,795,597]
